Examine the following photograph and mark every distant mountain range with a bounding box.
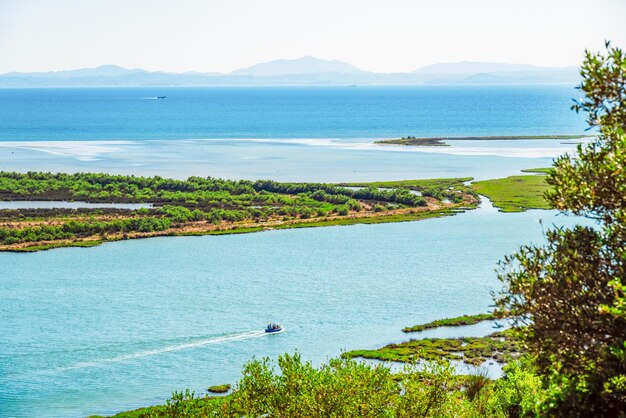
[0,57,579,87]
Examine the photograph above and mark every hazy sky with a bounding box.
[1,0,625,74]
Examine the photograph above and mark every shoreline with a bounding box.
[375,134,591,147]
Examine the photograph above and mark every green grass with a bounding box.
[521,167,554,174]
[472,172,552,212]
[402,313,495,333]
[207,384,231,394]
[343,329,521,366]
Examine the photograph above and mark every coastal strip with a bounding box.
[375,134,590,147]
[0,172,478,252]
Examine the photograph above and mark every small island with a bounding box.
[375,134,590,147]
[402,313,496,332]
[344,313,521,367]
[207,384,231,394]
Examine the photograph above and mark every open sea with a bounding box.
[0,86,592,417]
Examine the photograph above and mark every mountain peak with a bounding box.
[230,56,364,77]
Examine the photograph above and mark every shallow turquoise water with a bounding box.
[0,137,586,182]
[0,86,592,416]
[0,200,588,417]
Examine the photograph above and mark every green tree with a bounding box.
[495,42,626,417]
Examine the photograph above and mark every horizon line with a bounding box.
[0,57,580,77]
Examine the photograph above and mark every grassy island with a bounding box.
[375,134,589,147]
[375,136,450,146]
[207,384,231,394]
[471,168,552,212]
[0,172,478,252]
[402,313,496,332]
[343,328,521,366]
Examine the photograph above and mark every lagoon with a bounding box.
[0,85,591,417]
[0,199,588,417]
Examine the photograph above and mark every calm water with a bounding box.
[0,86,586,141]
[0,86,590,417]
[0,86,588,182]
[0,200,588,417]
[0,136,588,182]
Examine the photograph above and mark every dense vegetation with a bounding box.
[0,173,478,250]
[101,354,543,418]
[472,169,552,212]
[340,177,476,204]
[0,172,427,209]
[495,42,626,416]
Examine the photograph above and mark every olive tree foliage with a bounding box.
[147,354,543,418]
[495,42,626,417]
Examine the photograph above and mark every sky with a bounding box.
[1,0,625,74]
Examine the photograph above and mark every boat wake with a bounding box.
[50,330,267,373]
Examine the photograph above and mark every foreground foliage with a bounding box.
[121,354,541,418]
[496,42,626,416]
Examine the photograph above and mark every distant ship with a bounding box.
[157,96,167,99]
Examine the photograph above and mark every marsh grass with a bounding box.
[402,313,496,332]
[472,172,552,212]
[343,329,522,366]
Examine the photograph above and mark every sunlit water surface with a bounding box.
[0,86,592,417]
[0,199,590,417]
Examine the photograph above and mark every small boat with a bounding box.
[157,96,167,99]
[265,322,283,333]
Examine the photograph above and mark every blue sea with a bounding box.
[0,86,592,417]
[0,86,585,141]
